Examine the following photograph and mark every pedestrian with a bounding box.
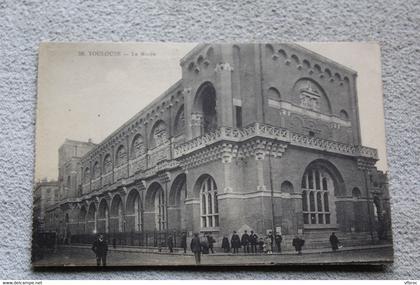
[292,235,305,255]
[190,233,202,265]
[181,232,187,254]
[329,232,339,252]
[268,231,274,248]
[250,231,258,254]
[275,233,282,253]
[167,235,174,253]
[241,230,250,254]
[92,234,108,267]
[200,234,209,254]
[231,231,241,253]
[221,235,230,253]
[207,234,215,254]
[264,235,272,254]
[258,236,264,253]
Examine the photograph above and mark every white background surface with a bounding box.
[0,0,418,279]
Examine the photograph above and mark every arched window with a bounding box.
[131,134,145,159]
[103,154,112,174]
[115,145,127,167]
[301,167,334,225]
[281,181,294,193]
[194,82,217,135]
[151,121,168,148]
[352,187,361,199]
[200,176,219,228]
[92,162,100,179]
[174,105,185,135]
[83,167,90,184]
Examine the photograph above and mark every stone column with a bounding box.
[221,144,233,193]
[183,88,193,140]
[215,63,234,128]
[191,112,203,138]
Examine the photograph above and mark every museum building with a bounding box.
[43,44,392,249]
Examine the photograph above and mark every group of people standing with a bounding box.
[221,230,284,254]
[91,231,341,266]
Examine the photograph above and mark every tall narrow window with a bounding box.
[155,188,166,231]
[301,167,333,225]
[235,106,242,128]
[200,176,219,229]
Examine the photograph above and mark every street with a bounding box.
[33,245,393,267]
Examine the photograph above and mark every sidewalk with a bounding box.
[62,242,392,256]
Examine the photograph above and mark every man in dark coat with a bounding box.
[231,231,241,253]
[207,234,215,254]
[292,235,305,255]
[221,235,230,253]
[275,233,283,253]
[92,234,108,266]
[190,233,202,265]
[167,235,174,253]
[241,230,250,254]
[329,232,339,252]
[180,232,187,254]
[249,231,258,254]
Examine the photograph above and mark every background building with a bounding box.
[33,179,59,233]
[42,44,392,250]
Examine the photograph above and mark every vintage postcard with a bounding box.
[32,42,393,267]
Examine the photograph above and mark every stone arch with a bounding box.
[197,55,204,65]
[292,78,332,114]
[125,189,143,232]
[83,167,90,184]
[115,144,127,167]
[303,59,311,69]
[130,133,145,159]
[352,187,361,199]
[149,120,168,148]
[314,64,322,73]
[265,44,274,57]
[324,68,332,78]
[267,87,281,102]
[194,174,219,229]
[193,82,217,135]
[300,159,345,227]
[86,203,97,234]
[339,109,349,120]
[110,194,124,233]
[206,46,214,61]
[168,173,187,230]
[97,199,109,233]
[278,49,287,59]
[173,105,185,135]
[335,72,342,81]
[145,182,166,231]
[291,54,300,65]
[281,180,294,193]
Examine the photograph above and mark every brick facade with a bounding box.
[44,44,392,249]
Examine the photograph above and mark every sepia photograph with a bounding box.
[32,42,393,267]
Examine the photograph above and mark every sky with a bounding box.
[35,42,387,181]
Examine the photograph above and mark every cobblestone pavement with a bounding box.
[33,246,393,267]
